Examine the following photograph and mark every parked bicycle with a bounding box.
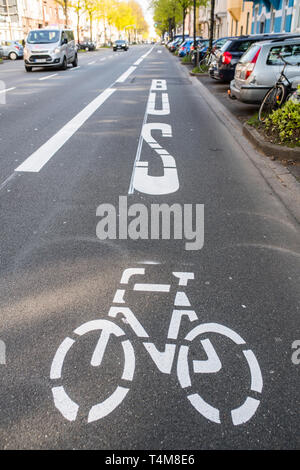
[258,54,300,122]
[197,49,217,73]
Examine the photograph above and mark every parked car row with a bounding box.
[167,33,300,108]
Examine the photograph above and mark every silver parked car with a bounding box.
[0,40,23,60]
[230,36,300,104]
[24,28,78,72]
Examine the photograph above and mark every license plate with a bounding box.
[37,59,47,63]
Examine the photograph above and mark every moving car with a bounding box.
[113,40,128,51]
[211,33,290,82]
[230,36,300,104]
[24,28,78,72]
[78,40,96,51]
[0,40,23,60]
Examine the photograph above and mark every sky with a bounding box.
[137,0,157,38]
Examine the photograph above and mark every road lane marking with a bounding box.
[39,73,58,81]
[0,86,16,94]
[70,65,81,71]
[50,267,263,425]
[115,66,136,83]
[133,283,170,292]
[129,79,179,195]
[88,61,96,65]
[100,58,106,61]
[133,47,154,65]
[15,87,116,172]
[134,57,144,66]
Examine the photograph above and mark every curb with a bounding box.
[243,123,300,162]
[189,71,208,77]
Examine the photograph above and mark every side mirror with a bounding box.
[62,38,68,45]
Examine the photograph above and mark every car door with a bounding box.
[67,31,75,60]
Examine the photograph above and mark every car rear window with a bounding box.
[267,43,300,65]
[239,44,262,64]
[220,40,232,52]
[230,40,253,52]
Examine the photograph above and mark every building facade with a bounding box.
[198,0,229,38]
[248,0,297,34]
[227,0,253,36]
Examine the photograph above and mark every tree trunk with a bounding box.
[182,9,185,42]
[77,11,80,42]
[209,0,215,53]
[90,13,93,41]
[65,1,68,27]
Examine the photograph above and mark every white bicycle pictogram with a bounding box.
[50,268,263,425]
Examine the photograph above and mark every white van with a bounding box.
[24,28,78,72]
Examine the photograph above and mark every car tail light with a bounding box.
[15,45,20,50]
[190,45,194,51]
[222,52,232,64]
[244,47,261,80]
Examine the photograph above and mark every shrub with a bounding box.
[181,53,191,64]
[265,99,300,146]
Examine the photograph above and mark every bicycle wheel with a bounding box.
[50,319,135,423]
[177,322,263,426]
[258,84,286,122]
[198,55,210,73]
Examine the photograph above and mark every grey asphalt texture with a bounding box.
[0,45,299,449]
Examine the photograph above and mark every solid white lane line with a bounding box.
[39,73,58,81]
[88,61,96,65]
[15,87,116,173]
[115,66,136,83]
[0,87,16,94]
[134,57,144,66]
[133,46,154,66]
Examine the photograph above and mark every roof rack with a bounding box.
[271,34,300,42]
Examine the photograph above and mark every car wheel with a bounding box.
[25,65,32,72]
[9,51,18,60]
[61,56,67,70]
[72,54,78,67]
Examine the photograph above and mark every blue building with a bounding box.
[246,0,300,34]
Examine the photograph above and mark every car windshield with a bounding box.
[116,40,125,44]
[27,30,60,44]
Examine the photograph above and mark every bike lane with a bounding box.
[0,46,299,449]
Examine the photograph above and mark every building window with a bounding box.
[261,21,265,33]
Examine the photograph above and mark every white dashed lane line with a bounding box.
[11,47,154,174]
[39,73,58,81]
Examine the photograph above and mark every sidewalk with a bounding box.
[191,69,300,181]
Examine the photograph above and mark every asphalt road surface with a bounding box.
[0,45,299,450]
